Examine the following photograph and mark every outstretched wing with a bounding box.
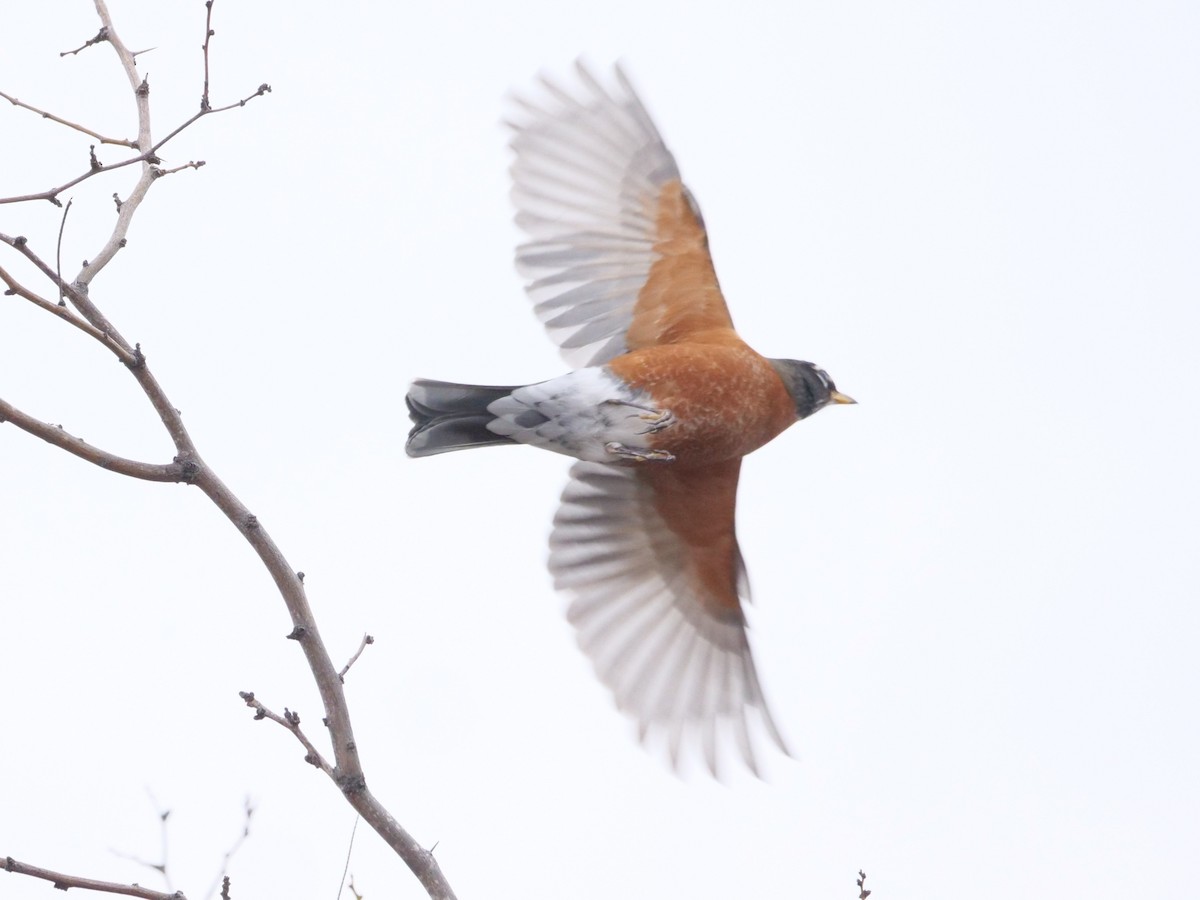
[510,62,735,368]
[549,460,789,776]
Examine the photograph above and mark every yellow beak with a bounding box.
[830,391,857,405]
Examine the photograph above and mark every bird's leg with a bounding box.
[605,442,676,462]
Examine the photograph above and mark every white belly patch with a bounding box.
[486,368,673,463]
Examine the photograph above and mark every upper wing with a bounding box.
[549,459,788,776]
[510,63,735,368]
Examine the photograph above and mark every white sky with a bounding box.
[2,1,1198,898]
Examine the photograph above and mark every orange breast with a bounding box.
[608,341,798,468]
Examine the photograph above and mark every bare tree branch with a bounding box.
[2,856,185,900]
[0,82,268,207]
[0,258,137,362]
[0,231,196,451]
[75,0,154,285]
[0,89,136,147]
[2,4,458,898]
[0,396,189,482]
[146,83,271,162]
[238,692,335,778]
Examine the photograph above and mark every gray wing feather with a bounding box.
[510,62,681,367]
[550,462,789,777]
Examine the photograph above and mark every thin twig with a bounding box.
[857,869,871,899]
[339,634,376,683]
[60,27,109,57]
[0,90,136,147]
[2,856,185,900]
[238,692,336,778]
[157,805,172,892]
[109,847,166,882]
[111,791,173,891]
[56,198,73,305]
[336,816,359,900]
[201,1,215,111]
[0,85,269,207]
[152,160,207,178]
[203,798,254,900]
[150,83,271,157]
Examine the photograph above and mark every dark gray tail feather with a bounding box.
[406,378,521,457]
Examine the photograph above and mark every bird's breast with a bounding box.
[607,339,798,467]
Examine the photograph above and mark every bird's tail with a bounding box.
[405,378,521,457]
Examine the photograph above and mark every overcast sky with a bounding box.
[2,1,1198,899]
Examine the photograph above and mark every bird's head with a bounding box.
[768,358,856,420]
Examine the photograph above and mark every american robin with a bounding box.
[407,62,854,775]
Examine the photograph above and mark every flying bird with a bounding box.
[406,63,854,775]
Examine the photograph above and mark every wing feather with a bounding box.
[550,461,788,776]
[510,62,734,366]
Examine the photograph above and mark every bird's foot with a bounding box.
[602,399,674,433]
[637,408,675,434]
[605,442,676,462]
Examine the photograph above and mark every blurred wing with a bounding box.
[549,460,788,776]
[510,62,735,368]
